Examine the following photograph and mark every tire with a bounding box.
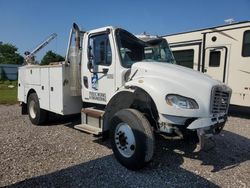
[27,93,47,125]
[110,109,154,170]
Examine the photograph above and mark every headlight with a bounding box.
[166,94,199,109]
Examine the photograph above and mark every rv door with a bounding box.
[204,46,229,83]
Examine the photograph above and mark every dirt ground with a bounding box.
[0,105,249,187]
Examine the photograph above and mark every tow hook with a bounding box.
[194,128,213,152]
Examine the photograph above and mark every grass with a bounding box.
[0,81,18,105]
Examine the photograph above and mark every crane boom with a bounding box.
[25,33,57,64]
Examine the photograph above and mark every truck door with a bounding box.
[204,46,229,83]
[82,29,116,105]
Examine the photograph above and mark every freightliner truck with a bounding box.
[18,23,232,170]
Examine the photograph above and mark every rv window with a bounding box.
[172,50,194,69]
[242,30,250,57]
[209,51,221,67]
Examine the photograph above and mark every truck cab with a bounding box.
[18,23,232,170]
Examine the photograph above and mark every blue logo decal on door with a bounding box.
[91,73,98,90]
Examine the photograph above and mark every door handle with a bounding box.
[83,76,88,88]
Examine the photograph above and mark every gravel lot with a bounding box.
[0,104,249,188]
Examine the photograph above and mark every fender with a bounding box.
[26,88,36,103]
[103,86,160,132]
[103,88,135,131]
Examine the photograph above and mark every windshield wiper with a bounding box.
[129,69,138,81]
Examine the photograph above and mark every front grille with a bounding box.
[211,86,230,114]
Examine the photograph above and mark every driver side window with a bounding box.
[89,34,112,66]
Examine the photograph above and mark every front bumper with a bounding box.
[187,114,227,131]
[158,113,227,134]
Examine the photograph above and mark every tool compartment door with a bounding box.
[49,66,63,114]
[17,67,25,102]
[25,67,41,85]
[39,67,50,110]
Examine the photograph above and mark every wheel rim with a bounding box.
[115,122,136,158]
[29,100,37,119]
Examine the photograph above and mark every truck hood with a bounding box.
[130,61,220,89]
[126,61,227,117]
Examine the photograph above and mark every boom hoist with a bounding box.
[24,33,57,64]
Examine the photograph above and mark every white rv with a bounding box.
[164,21,250,108]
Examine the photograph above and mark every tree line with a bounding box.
[0,42,64,65]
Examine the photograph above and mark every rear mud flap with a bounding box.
[21,102,28,115]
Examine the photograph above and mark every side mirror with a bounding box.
[87,61,93,71]
[102,68,109,74]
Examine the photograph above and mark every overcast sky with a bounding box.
[0,0,249,61]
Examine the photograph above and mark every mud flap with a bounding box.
[194,128,212,152]
[21,102,28,115]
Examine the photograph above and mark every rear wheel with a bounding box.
[27,93,47,125]
[110,109,154,170]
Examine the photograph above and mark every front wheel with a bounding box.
[27,93,47,125]
[110,109,155,170]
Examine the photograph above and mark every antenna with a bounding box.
[224,18,235,24]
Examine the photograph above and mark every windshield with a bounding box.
[116,29,176,68]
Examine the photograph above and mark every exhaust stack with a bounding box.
[67,23,82,96]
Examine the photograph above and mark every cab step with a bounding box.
[74,124,102,135]
[74,107,105,135]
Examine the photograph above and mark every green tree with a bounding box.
[0,43,24,64]
[41,51,65,65]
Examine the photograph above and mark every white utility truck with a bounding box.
[18,23,232,170]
